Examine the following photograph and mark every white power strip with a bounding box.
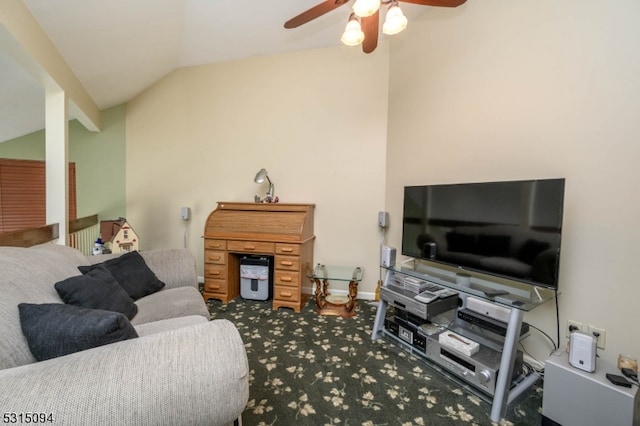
[523,354,545,370]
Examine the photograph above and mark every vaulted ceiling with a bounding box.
[0,0,438,143]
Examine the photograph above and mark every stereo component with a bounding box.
[457,308,530,338]
[383,314,523,396]
[380,282,459,320]
[426,330,523,396]
[465,296,512,323]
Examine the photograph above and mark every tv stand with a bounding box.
[371,263,556,423]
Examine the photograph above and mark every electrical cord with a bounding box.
[554,292,560,349]
[528,323,558,351]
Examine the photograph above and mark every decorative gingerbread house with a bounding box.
[100,218,139,254]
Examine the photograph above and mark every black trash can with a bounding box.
[240,255,272,301]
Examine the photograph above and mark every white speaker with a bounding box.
[569,331,597,372]
[381,246,396,268]
[181,207,191,221]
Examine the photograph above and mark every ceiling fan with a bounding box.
[284,0,467,54]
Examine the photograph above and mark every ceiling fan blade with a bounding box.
[284,0,350,29]
[361,10,379,54]
[398,0,467,7]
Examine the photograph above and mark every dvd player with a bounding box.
[457,308,530,337]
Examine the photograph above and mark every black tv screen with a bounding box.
[402,179,565,289]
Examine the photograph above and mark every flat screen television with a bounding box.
[402,178,565,290]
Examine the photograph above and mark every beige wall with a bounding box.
[386,0,640,364]
[0,105,126,220]
[126,45,390,297]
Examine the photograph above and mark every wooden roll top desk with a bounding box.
[203,202,315,312]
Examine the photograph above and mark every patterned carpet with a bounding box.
[206,298,543,426]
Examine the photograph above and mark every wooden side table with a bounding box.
[308,264,364,318]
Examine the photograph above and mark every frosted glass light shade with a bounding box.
[341,18,365,46]
[382,4,408,35]
[352,0,381,18]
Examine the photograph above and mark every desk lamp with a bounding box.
[254,168,277,203]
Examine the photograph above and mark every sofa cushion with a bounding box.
[131,286,210,325]
[134,315,209,337]
[78,251,165,300]
[18,303,138,361]
[54,267,138,320]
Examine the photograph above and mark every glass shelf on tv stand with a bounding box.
[388,259,558,311]
[372,260,556,423]
[379,328,539,407]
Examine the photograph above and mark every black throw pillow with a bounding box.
[55,266,138,319]
[18,303,138,361]
[78,251,165,300]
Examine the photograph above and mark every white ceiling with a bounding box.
[0,0,437,143]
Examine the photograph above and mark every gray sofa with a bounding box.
[0,243,249,426]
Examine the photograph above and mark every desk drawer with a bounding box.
[204,279,227,293]
[205,239,226,250]
[273,285,300,303]
[205,264,227,280]
[275,243,300,256]
[227,240,275,254]
[274,270,300,287]
[205,250,226,264]
[275,255,300,271]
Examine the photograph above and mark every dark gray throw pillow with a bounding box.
[55,266,138,319]
[18,303,138,361]
[78,251,165,300]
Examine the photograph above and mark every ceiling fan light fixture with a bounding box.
[382,3,408,35]
[341,13,365,46]
[352,0,381,18]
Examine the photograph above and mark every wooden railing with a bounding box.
[68,215,99,255]
[0,214,98,251]
[0,224,60,247]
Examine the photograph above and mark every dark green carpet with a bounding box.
[207,298,543,425]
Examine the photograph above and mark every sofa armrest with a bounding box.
[0,320,248,426]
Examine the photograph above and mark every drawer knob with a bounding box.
[281,247,294,253]
[280,276,293,282]
[211,284,220,290]
[281,291,292,298]
[244,245,256,250]
[280,261,293,266]
[212,271,220,276]
[209,255,221,261]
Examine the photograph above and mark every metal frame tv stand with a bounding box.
[371,261,557,423]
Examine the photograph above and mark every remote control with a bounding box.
[606,373,632,388]
[438,289,458,299]
[414,291,439,303]
[483,289,509,298]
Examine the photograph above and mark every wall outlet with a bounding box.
[587,325,606,349]
[566,320,584,338]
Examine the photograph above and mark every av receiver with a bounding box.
[384,314,523,396]
[425,330,523,396]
